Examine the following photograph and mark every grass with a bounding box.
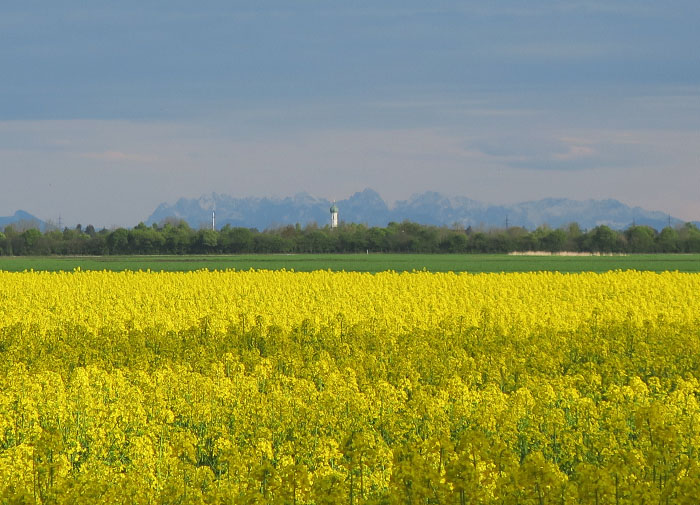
[1,254,699,273]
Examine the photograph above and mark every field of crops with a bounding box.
[2,270,700,503]
[2,253,700,273]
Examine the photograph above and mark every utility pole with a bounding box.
[505,215,509,229]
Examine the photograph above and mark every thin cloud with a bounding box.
[80,150,158,163]
[552,145,596,161]
[473,136,600,171]
[483,42,631,60]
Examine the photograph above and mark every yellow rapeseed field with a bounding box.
[1,270,700,503]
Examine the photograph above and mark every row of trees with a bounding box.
[1,219,700,255]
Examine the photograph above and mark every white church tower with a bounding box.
[330,202,338,229]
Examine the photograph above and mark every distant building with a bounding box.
[330,203,338,229]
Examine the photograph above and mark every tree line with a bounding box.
[1,219,700,255]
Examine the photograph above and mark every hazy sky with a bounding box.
[2,1,699,227]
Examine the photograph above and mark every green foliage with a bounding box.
[2,219,700,257]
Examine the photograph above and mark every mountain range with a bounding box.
[146,189,690,231]
[0,210,46,231]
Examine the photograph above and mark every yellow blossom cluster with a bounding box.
[1,269,700,503]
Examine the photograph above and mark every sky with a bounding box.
[1,0,699,228]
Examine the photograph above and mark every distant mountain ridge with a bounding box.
[0,210,46,231]
[146,189,690,231]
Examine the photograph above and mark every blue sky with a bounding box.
[1,1,699,227]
